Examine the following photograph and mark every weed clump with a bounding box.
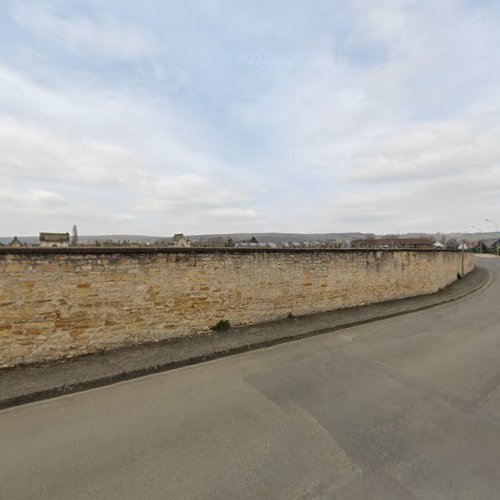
[210,319,231,332]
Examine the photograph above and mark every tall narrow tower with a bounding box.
[71,225,78,246]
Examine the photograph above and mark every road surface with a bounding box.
[1,256,499,499]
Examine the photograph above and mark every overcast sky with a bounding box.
[1,0,500,236]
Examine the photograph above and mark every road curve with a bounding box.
[1,256,499,500]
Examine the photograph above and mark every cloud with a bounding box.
[332,189,408,225]
[330,167,500,232]
[136,174,252,214]
[0,188,72,234]
[348,113,500,183]
[112,213,136,221]
[0,113,149,186]
[12,2,153,60]
[207,207,258,219]
[0,54,262,234]
[0,188,65,207]
[1,0,500,235]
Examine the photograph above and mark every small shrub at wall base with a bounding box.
[210,320,231,332]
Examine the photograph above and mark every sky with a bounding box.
[1,0,500,236]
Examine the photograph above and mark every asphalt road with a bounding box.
[1,256,499,500]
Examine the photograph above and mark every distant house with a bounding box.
[476,238,500,253]
[172,233,191,248]
[351,238,435,250]
[9,236,23,247]
[39,232,70,248]
[350,239,370,249]
[235,242,279,249]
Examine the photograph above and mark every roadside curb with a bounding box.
[0,265,491,411]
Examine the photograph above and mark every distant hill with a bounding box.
[0,233,364,245]
[0,235,169,245]
[188,232,366,243]
[1,231,497,246]
[77,235,169,244]
[0,236,39,245]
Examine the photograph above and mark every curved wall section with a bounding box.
[0,248,474,367]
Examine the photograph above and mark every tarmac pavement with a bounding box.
[0,257,499,499]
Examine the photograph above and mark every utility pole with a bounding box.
[461,239,465,277]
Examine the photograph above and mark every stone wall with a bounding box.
[0,248,474,367]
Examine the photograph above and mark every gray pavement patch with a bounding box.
[0,265,491,411]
